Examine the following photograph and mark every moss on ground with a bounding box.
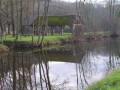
[86,69,120,90]
[34,16,71,26]
[0,44,9,53]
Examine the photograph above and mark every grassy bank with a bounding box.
[3,33,71,43]
[2,31,109,43]
[1,33,72,48]
[86,69,120,90]
[1,31,109,48]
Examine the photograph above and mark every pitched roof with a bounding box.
[32,15,76,26]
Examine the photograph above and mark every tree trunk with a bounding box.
[0,0,3,44]
[10,0,15,37]
[32,0,35,45]
[0,0,3,34]
[20,0,23,34]
[40,0,50,48]
[37,0,41,44]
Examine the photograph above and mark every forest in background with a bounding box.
[0,0,120,41]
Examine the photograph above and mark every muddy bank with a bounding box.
[3,40,64,49]
[68,34,109,43]
[0,44,9,53]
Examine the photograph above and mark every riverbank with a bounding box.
[3,33,71,48]
[1,32,111,49]
[86,69,120,90]
[0,44,9,53]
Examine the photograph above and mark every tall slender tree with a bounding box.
[20,0,23,34]
[10,0,15,37]
[0,0,3,34]
[40,0,50,48]
[32,0,35,44]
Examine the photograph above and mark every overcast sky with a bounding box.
[62,0,76,2]
[61,0,105,3]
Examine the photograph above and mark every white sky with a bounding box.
[62,0,76,2]
[61,0,105,3]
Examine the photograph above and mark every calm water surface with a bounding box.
[0,39,120,90]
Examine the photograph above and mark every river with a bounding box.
[0,39,120,90]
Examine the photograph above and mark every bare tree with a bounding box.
[10,0,15,37]
[32,0,35,44]
[0,0,3,35]
[39,0,50,48]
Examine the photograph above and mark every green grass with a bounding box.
[43,33,71,42]
[3,33,71,44]
[86,69,120,90]
[1,31,109,46]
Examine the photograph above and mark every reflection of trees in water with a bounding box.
[0,50,70,90]
[1,40,120,90]
[73,39,120,90]
[72,42,95,90]
[0,52,52,90]
[36,50,69,90]
[72,40,120,89]
[104,39,120,72]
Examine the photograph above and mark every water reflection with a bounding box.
[0,39,120,90]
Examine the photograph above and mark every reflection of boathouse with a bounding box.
[1,41,120,90]
[34,43,85,63]
[34,51,85,63]
[0,46,86,89]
